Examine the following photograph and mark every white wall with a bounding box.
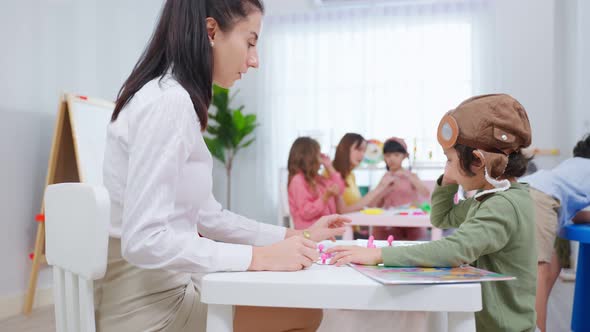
[0,0,163,307]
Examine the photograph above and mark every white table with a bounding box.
[343,210,443,241]
[201,264,482,332]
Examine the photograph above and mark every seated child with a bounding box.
[374,137,431,240]
[288,137,345,229]
[328,94,537,332]
[519,134,590,332]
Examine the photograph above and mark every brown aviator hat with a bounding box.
[437,94,532,178]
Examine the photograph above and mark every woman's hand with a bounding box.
[306,214,352,242]
[249,236,318,271]
[326,245,383,266]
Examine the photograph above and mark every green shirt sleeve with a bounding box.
[383,195,515,267]
[430,176,476,229]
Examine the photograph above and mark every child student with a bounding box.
[288,137,345,229]
[519,134,590,332]
[374,137,431,240]
[328,94,537,332]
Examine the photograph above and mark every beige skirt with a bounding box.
[94,238,207,332]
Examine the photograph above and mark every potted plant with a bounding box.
[204,85,258,209]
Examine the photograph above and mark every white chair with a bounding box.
[45,183,110,332]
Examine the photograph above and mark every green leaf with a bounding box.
[207,87,257,160]
[240,138,255,149]
[204,137,226,163]
[233,110,246,131]
[212,85,229,112]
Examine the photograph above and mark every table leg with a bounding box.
[571,242,589,332]
[448,312,476,332]
[431,228,443,241]
[206,304,233,332]
[343,225,354,240]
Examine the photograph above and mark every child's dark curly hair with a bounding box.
[573,134,590,159]
[454,144,530,178]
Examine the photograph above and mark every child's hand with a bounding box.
[326,246,383,266]
[307,214,352,241]
[377,173,396,190]
[442,164,458,185]
[326,183,340,196]
[320,153,332,168]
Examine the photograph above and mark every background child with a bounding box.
[328,94,537,332]
[519,134,590,332]
[331,133,395,237]
[288,137,345,229]
[374,137,431,240]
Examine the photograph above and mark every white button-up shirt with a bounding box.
[103,73,285,273]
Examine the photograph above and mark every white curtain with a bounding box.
[237,0,494,223]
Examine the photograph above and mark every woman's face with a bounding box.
[349,141,367,168]
[210,11,262,88]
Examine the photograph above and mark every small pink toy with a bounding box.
[321,253,328,264]
[318,244,324,253]
[367,235,377,248]
[387,235,394,246]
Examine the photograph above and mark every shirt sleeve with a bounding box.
[197,193,286,246]
[288,174,329,220]
[382,195,514,267]
[120,90,277,273]
[430,175,476,229]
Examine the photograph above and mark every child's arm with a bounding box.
[409,173,431,198]
[336,173,396,213]
[430,175,475,229]
[329,195,514,267]
[288,175,332,221]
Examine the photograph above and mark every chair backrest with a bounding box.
[278,168,294,228]
[45,183,110,332]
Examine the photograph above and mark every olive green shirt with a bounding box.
[381,179,536,332]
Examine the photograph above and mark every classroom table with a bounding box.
[343,209,444,241]
[201,262,482,332]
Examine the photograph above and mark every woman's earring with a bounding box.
[210,40,215,47]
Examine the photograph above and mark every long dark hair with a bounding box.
[333,133,366,184]
[111,0,264,130]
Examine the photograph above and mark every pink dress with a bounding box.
[381,172,428,208]
[288,171,345,230]
[376,172,429,240]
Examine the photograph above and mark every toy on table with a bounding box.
[387,235,394,246]
[420,202,431,213]
[367,235,377,248]
[361,208,384,215]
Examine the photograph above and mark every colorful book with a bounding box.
[351,264,516,285]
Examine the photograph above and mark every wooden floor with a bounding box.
[0,279,575,331]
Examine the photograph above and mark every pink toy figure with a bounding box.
[321,253,328,264]
[318,244,324,253]
[387,235,394,246]
[367,235,375,248]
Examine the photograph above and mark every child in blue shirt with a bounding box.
[520,134,590,331]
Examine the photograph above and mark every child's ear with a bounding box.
[470,150,485,174]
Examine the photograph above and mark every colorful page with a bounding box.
[351,265,516,284]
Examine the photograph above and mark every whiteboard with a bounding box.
[66,95,114,185]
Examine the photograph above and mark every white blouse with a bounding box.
[103,73,286,273]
